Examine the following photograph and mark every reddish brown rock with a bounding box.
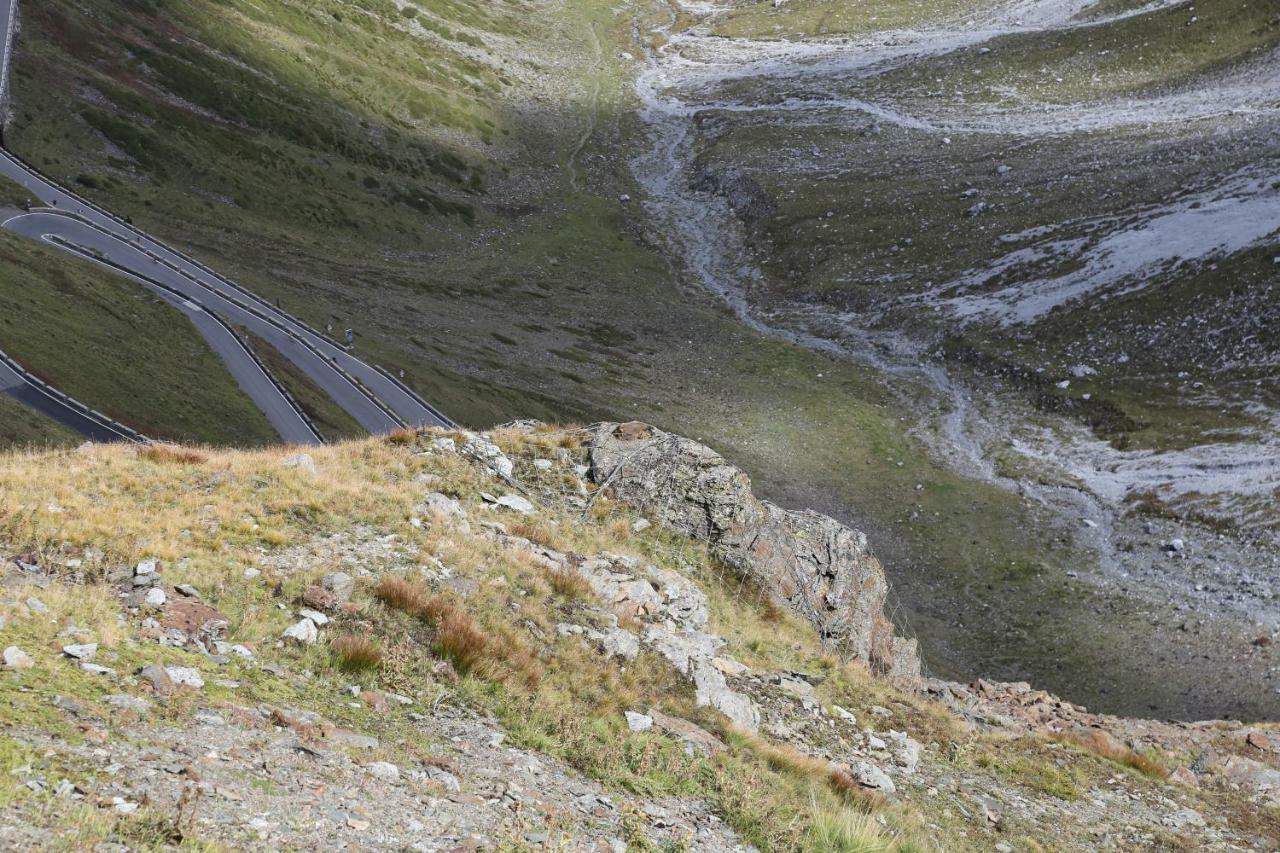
[161,600,229,648]
[302,584,338,613]
[647,709,725,757]
[360,690,389,713]
[1247,731,1275,752]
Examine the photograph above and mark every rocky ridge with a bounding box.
[586,421,921,687]
[0,424,1275,849]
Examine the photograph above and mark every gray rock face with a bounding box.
[689,166,776,230]
[587,422,920,686]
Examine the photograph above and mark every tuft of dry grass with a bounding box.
[139,445,207,465]
[1053,730,1168,779]
[827,766,887,810]
[374,576,431,613]
[739,732,883,808]
[435,609,489,673]
[386,427,418,445]
[509,521,557,548]
[542,566,592,600]
[373,575,540,689]
[331,634,384,672]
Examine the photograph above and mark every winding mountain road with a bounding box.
[0,0,451,442]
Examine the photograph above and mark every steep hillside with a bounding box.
[0,228,279,447]
[0,424,1276,849]
[6,0,1277,725]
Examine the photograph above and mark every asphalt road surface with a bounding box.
[0,0,451,441]
[4,214,325,444]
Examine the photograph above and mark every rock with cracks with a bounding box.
[588,422,920,687]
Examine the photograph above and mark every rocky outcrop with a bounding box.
[689,165,776,230]
[587,422,921,687]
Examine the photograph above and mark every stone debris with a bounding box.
[61,643,97,661]
[105,694,153,715]
[494,494,535,514]
[322,571,355,603]
[461,432,514,479]
[365,761,401,782]
[298,608,329,626]
[851,760,896,793]
[281,453,317,476]
[282,617,320,645]
[164,666,205,689]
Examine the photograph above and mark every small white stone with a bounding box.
[631,518,651,533]
[3,646,33,670]
[281,453,316,475]
[298,608,329,626]
[144,588,167,607]
[165,666,205,689]
[625,711,653,732]
[366,761,400,781]
[135,559,157,577]
[495,494,535,514]
[243,567,262,579]
[282,618,319,644]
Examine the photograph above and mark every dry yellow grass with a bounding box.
[542,566,592,599]
[1053,730,1168,779]
[508,521,558,548]
[386,427,418,445]
[139,445,208,465]
[331,634,384,672]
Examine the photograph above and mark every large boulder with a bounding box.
[588,422,920,687]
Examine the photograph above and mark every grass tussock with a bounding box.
[331,634,384,672]
[1054,730,1168,779]
[373,576,432,614]
[739,731,883,809]
[139,445,208,465]
[509,521,558,548]
[542,566,592,600]
[806,802,899,853]
[373,575,540,689]
[386,427,418,445]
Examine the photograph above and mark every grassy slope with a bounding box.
[0,396,81,449]
[8,0,1273,718]
[0,229,279,446]
[240,329,367,443]
[857,0,1280,104]
[707,0,991,38]
[0,430,1269,849]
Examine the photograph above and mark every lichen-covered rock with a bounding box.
[588,422,920,687]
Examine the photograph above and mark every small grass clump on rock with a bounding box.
[331,634,384,672]
[1053,730,1168,780]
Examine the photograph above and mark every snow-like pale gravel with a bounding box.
[936,171,1280,324]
